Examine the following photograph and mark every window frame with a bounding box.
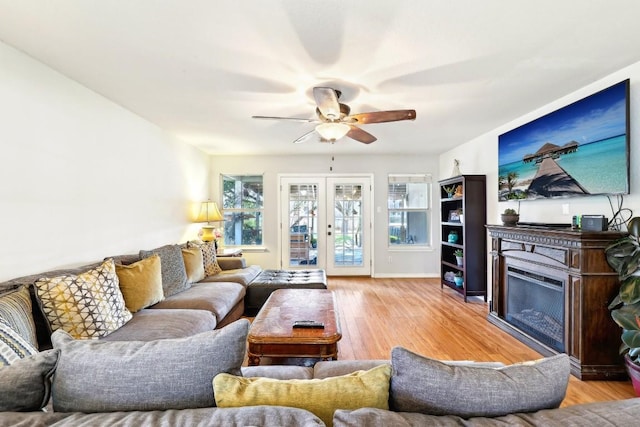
[387,174,432,248]
[221,174,264,249]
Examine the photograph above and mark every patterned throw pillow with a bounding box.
[0,318,37,366]
[115,254,164,313]
[0,286,38,349]
[189,240,222,276]
[34,259,132,339]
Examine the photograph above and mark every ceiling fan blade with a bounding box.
[347,125,377,144]
[313,87,341,120]
[293,130,317,144]
[347,109,417,124]
[252,115,318,123]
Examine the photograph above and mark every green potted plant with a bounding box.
[501,208,520,226]
[443,185,457,198]
[453,249,464,266]
[604,217,640,396]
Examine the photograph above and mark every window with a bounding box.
[222,175,263,246]
[388,174,431,246]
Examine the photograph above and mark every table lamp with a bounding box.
[195,201,223,242]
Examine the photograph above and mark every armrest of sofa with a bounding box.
[217,257,247,270]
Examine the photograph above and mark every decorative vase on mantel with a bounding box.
[501,213,520,226]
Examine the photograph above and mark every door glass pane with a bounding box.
[288,184,318,266]
[334,184,363,267]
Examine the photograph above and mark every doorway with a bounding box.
[279,175,372,276]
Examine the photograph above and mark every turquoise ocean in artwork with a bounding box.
[498,135,628,194]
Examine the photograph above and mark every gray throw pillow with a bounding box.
[51,318,249,412]
[0,349,59,411]
[140,244,189,297]
[390,346,570,418]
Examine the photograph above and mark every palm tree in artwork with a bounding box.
[499,172,519,196]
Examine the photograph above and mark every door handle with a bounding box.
[328,232,332,236]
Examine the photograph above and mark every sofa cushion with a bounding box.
[201,264,262,287]
[0,348,59,411]
[99,307,218,341]
[115,254,164,313]
[1,406,326,426]
[241,364,314,380]
[0,285,38,348]
[0,318,37,365]
[314,360,390,379]
[150,281,245,323]
[182,247,206,283]
[34,259,132,339]
[139,244,189,297]
[51,319,249,412]
[214,364,391,426]
[188,240,222,276]
[334,398,640,427]
[390,347,570,418]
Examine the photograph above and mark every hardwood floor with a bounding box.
[327,276,636,407]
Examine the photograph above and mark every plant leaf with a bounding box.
[621,329,640,349]
[628,217,640,238]
[611,303,640,330]
[620,249,640,280]
[608,294,623,310]
[620,276,640,305]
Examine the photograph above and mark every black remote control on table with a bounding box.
[292,320,324,329]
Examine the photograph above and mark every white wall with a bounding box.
[210,154,440,277]
[0,41,210,281]
[439,60,640,296]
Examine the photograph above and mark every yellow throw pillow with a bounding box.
[182,247,206,283]
[115,254,164,313]
[213,364,391,426]
[35,259,132,339]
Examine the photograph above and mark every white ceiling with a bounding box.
[2,1,640,156]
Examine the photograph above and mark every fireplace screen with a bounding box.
[505,267,564,352]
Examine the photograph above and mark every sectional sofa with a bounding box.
[1,241,639,426]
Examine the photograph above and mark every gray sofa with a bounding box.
[1,341,639,426]
[1,243,640,426]
[0,243,262,349]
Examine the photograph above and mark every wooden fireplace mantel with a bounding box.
[486,224,626,380]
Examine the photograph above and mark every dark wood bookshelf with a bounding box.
[438,175,487,302]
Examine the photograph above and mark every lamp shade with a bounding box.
[195,201,223,223]
[316,122,350,141]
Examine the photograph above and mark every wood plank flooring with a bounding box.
[327,276,636,407]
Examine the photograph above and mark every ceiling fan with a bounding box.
[252,87,417,144]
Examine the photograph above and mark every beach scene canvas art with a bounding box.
[498,80,629,201]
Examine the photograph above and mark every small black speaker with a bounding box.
[581,215,608,231]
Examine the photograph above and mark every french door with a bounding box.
[280,175,372,276]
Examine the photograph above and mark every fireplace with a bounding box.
[505,267,564,352]
[486,225,626,380]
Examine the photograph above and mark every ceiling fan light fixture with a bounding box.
[315,122,350,141]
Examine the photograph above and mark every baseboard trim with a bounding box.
[371,273,439,279]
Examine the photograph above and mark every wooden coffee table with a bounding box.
[247,289,341,366]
